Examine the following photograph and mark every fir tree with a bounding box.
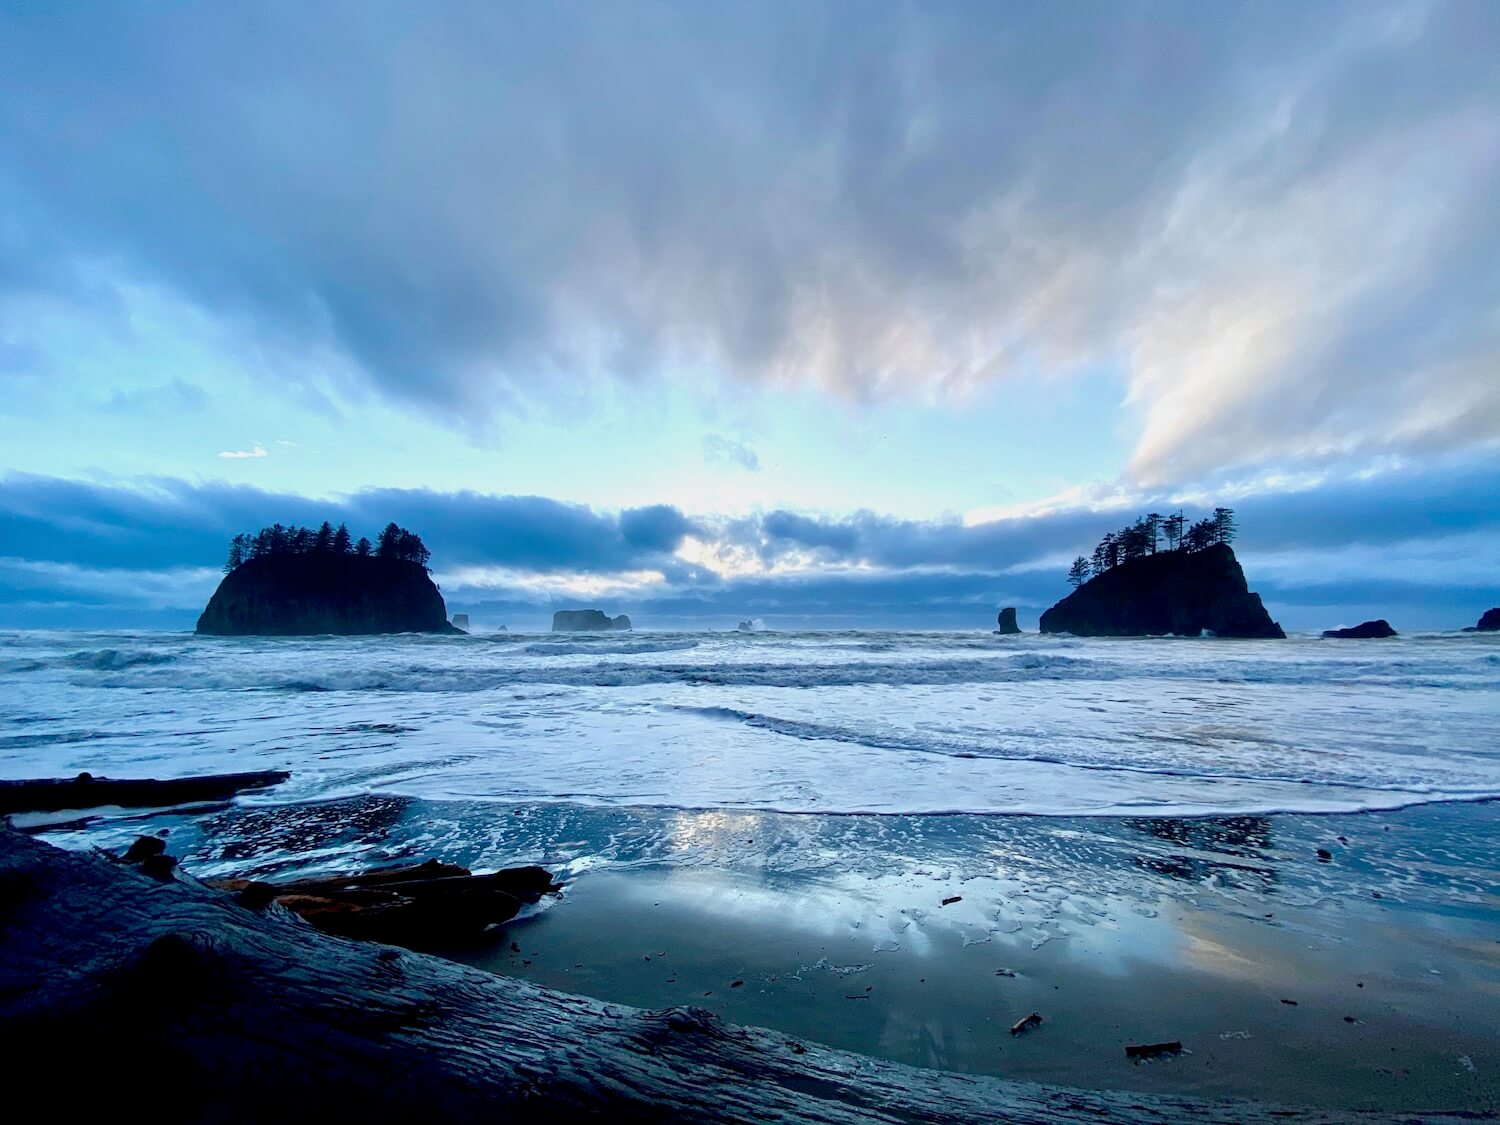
[1212,507,1237,546]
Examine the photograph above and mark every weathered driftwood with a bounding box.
[208,856,560,948]
[0,827,1460,1124]
[0,769,290,814]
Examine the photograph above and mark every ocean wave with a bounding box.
[79,652,1113,693]
[519,639,702,657]
[66,648,179,671]
[662,703,1500,801]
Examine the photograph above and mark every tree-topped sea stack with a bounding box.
[197,522,459,636]
[1043,509,1283,638]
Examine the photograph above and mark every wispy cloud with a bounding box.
[703,434,760,471]
[1,2,1493,483]
[217,443,267,460]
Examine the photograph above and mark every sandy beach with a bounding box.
[431,802,1499,1113]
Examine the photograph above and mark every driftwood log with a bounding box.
[0,769,290,815]
[0,827,1463,1124]
[209,857,560,947]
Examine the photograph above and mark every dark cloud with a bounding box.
[1,2,1495,478]
[1,457,1495,630]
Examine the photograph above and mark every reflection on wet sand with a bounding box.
[1124,815,1278,893]
[34,796,1500,1112]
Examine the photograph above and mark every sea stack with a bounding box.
[995,607,1021,634]
[197,554,457,636]
[1323,620,1397,639]
[552,609,632,632]
[1463,608,1500,632]
[1040,544,1283,639]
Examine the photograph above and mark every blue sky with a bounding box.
[1,1,1497,631]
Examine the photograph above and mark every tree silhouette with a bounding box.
[1067,507,1242,584]
[1163,511,1185,552]
[1185,518,1215,552]
[1213,507,1236,546]
[222,522,429,569]
[1144,513,1162,554]
[376,522,402,558]
[224,534,249,573]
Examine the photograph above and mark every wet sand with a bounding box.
[42,793,1500,1113]
[443,820,1499,1113]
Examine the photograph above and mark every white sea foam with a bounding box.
[0,628,1496,818]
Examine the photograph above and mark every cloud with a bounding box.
[0,455,1495,629]
[0,2,1494,484]
[217,443,268,460]
[703,434,760,471]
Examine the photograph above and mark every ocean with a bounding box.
[4,627,1497,825]
[5,627,1498,1107]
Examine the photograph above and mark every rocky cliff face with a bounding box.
[1039,544,1283,639]
[1466,608,1500,632]
[196,555,456,636]
[552,610,632,632]
[995,607,1021,634]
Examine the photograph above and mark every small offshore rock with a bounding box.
[1322,619,1396,639]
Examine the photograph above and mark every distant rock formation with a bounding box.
[736,620,755,632]
[1039,544,1283,639]
[1322,619,1396,639]
[552,609,632,632]
[1462,608,1500,632]
[995,607,1021,634]
[197,554,457,636]
[451,614,470,632]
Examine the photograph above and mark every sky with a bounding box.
[1,0,1497,631]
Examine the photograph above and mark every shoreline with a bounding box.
[26,794,1500,1114]
[442,856,1496,1113]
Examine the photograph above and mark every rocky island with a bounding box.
[995,607,1021,634]
[196,522,458,636]
[1323,619,1397,639]
[552,609,632,632]
[1463,608,1500,632]
[1042,509,1284,638]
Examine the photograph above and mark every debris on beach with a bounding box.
[994,968,1018,977]
[1280,998,1299,1005]
[1,768,290,816]
[1010,1012,1043,1036]
[941,895,963,906]
[1316,848,1333,862]
[200,852,560,949]
[1125,1041,1183,1060]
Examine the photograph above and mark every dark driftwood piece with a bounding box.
[209,857,560,947]
[0,769,290,815]
[0,828,1462,1124]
